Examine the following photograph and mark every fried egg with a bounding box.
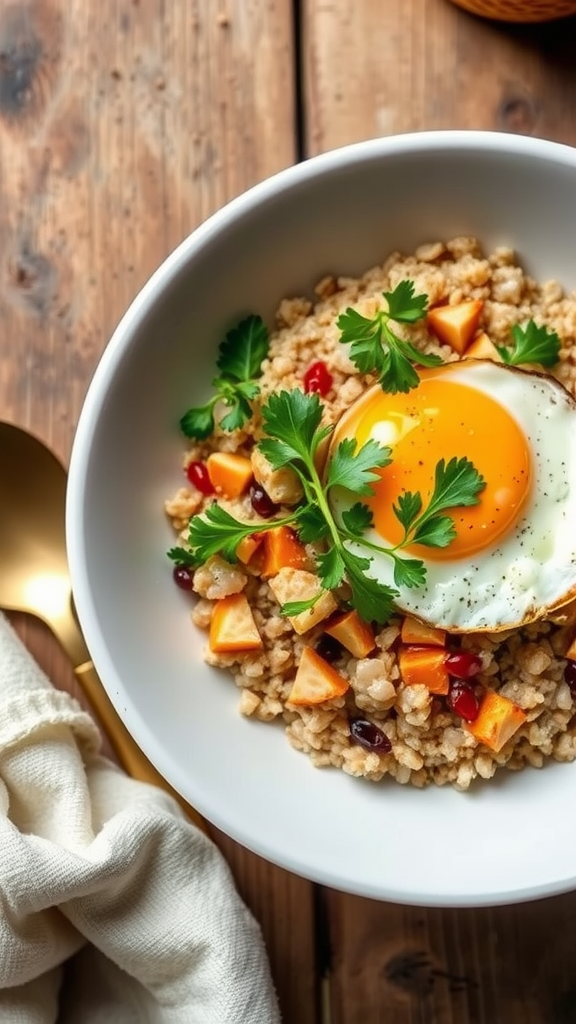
[328,360,576,632]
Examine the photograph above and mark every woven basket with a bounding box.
[449,0,576,21]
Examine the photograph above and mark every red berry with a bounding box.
[250,483,279,518]
[303,360,333,397]
[349,718,392,753]
[173,565,194,590]
[186,460,214,495]
[445,651,483,680]
[564,660,576,695]
[447,680,480,722]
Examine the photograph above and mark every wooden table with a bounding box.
[2,2,576,1021]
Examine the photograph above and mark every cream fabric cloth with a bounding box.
[0,611,281,1023]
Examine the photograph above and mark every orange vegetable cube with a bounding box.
[398,645,449,695]
[400,615,446,648]
[206,452,253,499]
[287,646,350,706]
[325,609,376,659]
[462,330,502,363]
[209,593,263,653]
[235,533,263,565]
[466,690,527,752]
[427,299,483,355]
[260,525,308,579]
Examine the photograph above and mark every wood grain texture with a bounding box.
[302,0,576,153]
[301,1,576,1022]
[0,3,315,1021]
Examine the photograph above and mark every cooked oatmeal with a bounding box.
[166,236,576,790]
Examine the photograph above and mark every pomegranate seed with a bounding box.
[173,565,194,590]
[564,660,576,695]
[303,360,333,397]
[315,634,343,663]
[445,651,483,680]
[186,460,214,495]
[349,717,392,754]
[447,680,480,722]
[250,483,279,518]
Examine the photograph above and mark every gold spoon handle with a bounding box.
[75,660,208,834]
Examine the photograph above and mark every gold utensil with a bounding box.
[0,421,207,833]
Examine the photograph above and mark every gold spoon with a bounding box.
[0,421,207,833]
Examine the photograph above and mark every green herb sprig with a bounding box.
[176,389,486,625]
[337,280,443,394]
[496,320,561,369]
[180,315,269,439]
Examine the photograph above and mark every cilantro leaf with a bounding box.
[167,546,197,567]
[341,502,373,536]
[216,315,268,381]
[294,505,330,544]
[327,437,391,494]
[317,547,346,591]
[382,280,428,323]
[342,549,398,625]
[180,401,217,440]
[180,315,269,439]
[411,515,456,548]
[496,320,561,368]
[393,492,422,531]
[392,556,427,589]
[259,390,332,468]
[338,280,441,395]
[187,504,261,564]
[336,308,388,375]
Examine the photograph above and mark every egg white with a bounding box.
[331,361,576,632]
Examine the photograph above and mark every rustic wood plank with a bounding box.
[302,1,576,1022]
[0,3,316,1021]
[302,0,576,153]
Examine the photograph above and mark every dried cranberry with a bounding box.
[445,651,483,680]
[564,660,576,696]
[349,717,392,753]
[250,483,279,518]
[186,460,214,495]
[447,680,480,722]
[173,565,194,590]
[303,360,333,397]
[315,634,343,663]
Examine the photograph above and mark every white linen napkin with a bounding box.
[0,611,281,1023]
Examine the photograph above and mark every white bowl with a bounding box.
[67,130,576,907]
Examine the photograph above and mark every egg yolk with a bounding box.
[333,366,532,561]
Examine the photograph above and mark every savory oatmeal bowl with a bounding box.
[67,131,576,905]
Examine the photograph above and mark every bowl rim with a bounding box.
[67,129,576,905]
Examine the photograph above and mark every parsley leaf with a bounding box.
[180,315,268,438]
[341,550,398,625]
[392,556,427,589]
[337,280,442,394]
[187,503,293,564]
[496,319,561,369]
[341,502,373,535]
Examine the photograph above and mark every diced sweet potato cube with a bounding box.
[260,525,309,578]
[287,646,350,706]
[236,533,263,565]
[398,645,449,695]
[325,609,376,658]
[206,452,253,499]
[267,568,337,634]
[466,690,527,753]
[400,615,446,648]
[427,299,483,355]
[209,593,263,653]
[462,330,502,363]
